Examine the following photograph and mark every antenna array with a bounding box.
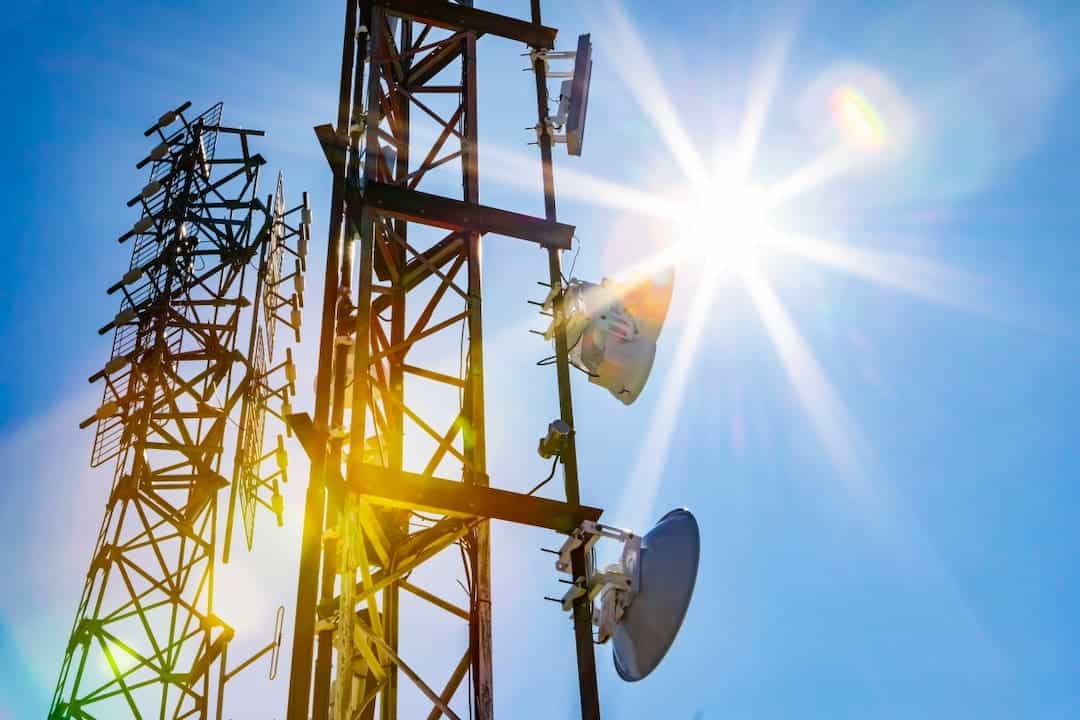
[51,102,307,720]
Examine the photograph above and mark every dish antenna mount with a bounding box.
[552,508,701,681]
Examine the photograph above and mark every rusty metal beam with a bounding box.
[288,413,602,533]
[350,464,602,534]
[408,36,468,88]
[378,0,556,49]
[345,181,574,250]
[400,581,470,621]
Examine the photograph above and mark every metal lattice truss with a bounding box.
[292,6,493,719]
[52,103,297,720]
[286,3,588,719]
[88,103,225,469]
[287,4,606,720]
[225,173,311,558]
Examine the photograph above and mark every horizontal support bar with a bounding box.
[287,412,601,533]
[377,0,556,49]
[348,464,602,534]
[348,181,574,250]
[315,125,573,249]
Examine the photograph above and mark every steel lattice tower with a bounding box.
[51,103,308,720]
[286,2,603,719]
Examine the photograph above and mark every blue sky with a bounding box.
[4,1,1080,718]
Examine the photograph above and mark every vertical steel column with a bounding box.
[286,0,360,717]
[529,2,602,718]
[382,18,410,720]
[313,4,372,718]
[461,29,495,720]
[344,5,384,718]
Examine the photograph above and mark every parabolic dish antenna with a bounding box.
[612,508,700,681]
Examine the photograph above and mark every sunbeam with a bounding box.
[762,230,991,313]
[479,138,684,221]
[760,230,1065,335]
[761,145,863,210]
[741,259,863,479]
[730,17,800,181]
[613,261,721,532]
[591,0,712,189]
[378,114,688,224]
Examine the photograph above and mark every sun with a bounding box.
[674,178,774,269]
[576,0,990,532]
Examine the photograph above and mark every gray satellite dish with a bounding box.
[612,508,700,681]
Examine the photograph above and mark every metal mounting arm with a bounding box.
[553,520,643,643]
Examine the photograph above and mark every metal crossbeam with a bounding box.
[289,412,601,532]
[347,181,574,250]
[379,0,556,48]
[350,465,602,533]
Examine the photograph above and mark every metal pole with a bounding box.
[461,29,495,720]
[529,2,601,718]
[312,4,371,717]
[382,18,411,719]
[348,6,384,718]
[285,0,359,716]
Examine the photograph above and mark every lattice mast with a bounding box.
[51,102,307,720]
[285,4,492,716]
[286,2,601,720]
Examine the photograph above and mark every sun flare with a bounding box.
[673,179,774,270]
[570,0,1005,531]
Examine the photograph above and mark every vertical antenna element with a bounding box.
[224,173,310,562]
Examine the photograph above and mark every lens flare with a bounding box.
[830,84,886,150]
[798,62,913,170]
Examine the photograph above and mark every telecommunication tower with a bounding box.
[283,2,611,719]
[49,3,700,719]
[50,102,308,719]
